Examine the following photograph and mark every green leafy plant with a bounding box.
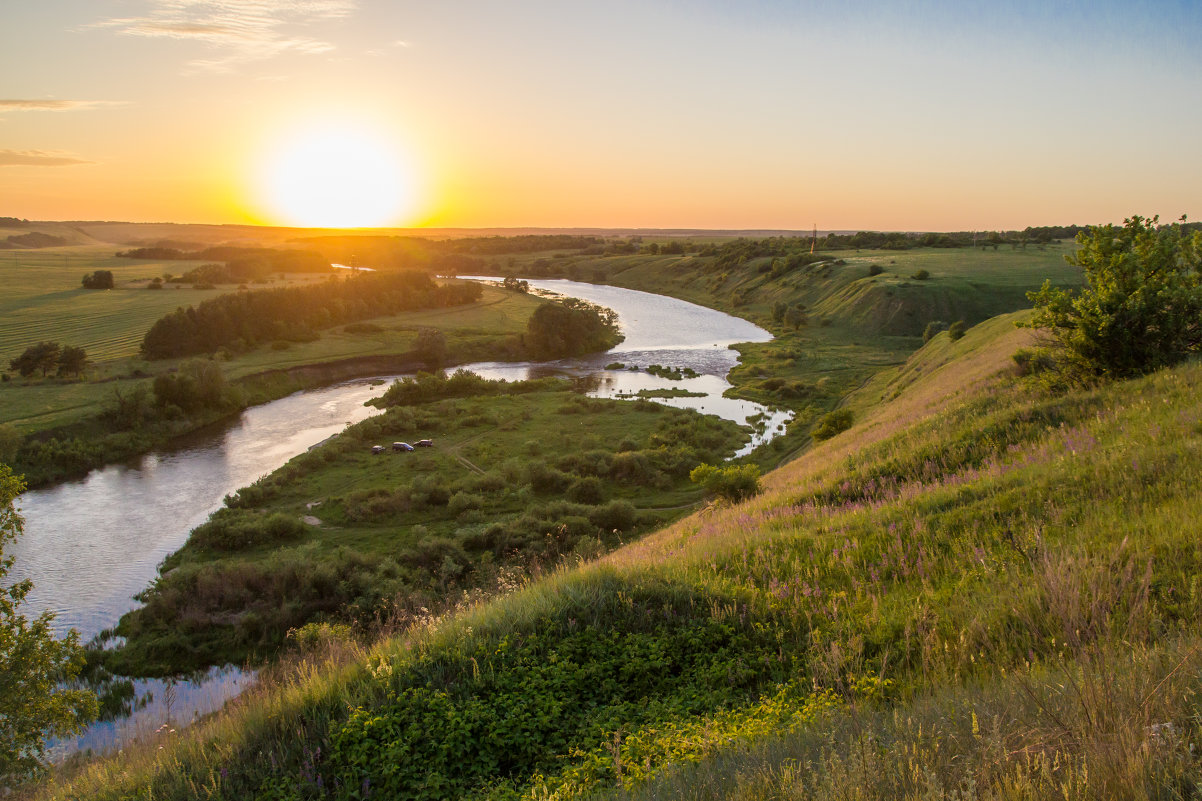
[0,466,97,780]
[689,463,762,502]
[1027,215,1202,379]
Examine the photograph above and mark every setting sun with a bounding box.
[258,125,417,228]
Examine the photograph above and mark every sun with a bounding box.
[259,125,418,228]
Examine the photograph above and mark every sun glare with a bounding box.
[260,125,417,228]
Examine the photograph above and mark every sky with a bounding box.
[2,0,1201,231]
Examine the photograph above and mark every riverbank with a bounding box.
[3,286,547,488]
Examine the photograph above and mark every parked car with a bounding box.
[415,439,434,448]
[371,445,385,455]
[393,441,415,452]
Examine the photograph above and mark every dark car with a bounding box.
[393,442,415,452]
[415,439,434,448]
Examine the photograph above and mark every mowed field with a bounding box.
[0,246,338,365]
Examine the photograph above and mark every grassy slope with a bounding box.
[36,309,1202,799]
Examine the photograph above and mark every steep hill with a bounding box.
[38,308,1202,799]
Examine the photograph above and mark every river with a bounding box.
[10,280,788,757]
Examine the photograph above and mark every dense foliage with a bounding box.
[80,269,114,289]
[688,463,762,502]
[0,466,96,781]
[322,578,789,800]
[140,272,482,359]
[524,298,621,359]
[1028,215,1202,378]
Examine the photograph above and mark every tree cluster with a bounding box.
[1027,215,1202,379]
[81,270,114,289]
[152,359,239,414]
[8,342,88,378]
[140,272,482,359]
[524,298,622,359]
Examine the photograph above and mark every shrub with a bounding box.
[868,264,884,276]
[447,491,484,515]
[1027,214,1202,379]
[810,409,853,441]
[588,500,637,533]
[566,476,604,505]
[1012,347,1056,376]
[922,321,945,343]
[689,463,762,503]
[911,269,931,280]
[190,512,305,552]
[947,320,967,341]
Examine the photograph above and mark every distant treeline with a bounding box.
[140,272,482,359]
[294,234,606,272]
[117,246,331,276]
[442,234,605,255]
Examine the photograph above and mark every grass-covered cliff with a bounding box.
[35,304,1202,799]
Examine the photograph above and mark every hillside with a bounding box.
[35,305,1202,799]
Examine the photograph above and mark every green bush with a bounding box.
[566,476,605,504]
[911,269,931,280]
[810,409,853,441]
[1027,215,1202,378]
[689,463,762,503]
[189,512,305,552]
[947,320,967,341]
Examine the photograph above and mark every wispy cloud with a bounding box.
[91,0,356,72]
[0,150,93,167]
[0,99,124,112]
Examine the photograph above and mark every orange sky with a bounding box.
[4,1,1201,231]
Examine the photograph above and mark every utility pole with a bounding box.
[810,223,817,254]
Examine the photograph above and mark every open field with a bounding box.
[35,298,1202,799]
[0,246,233,363]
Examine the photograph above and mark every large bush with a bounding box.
[689,463,762,503]
[1027,215,1202,379]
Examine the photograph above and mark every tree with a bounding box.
[56,345,88,378]
[81,270,114,289]
[0,466,96,780]
[524,299,620,359]
[414,328,448,370]
[9,341,61,378]
[947,320,967,341]
[1027,215,1202,379]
